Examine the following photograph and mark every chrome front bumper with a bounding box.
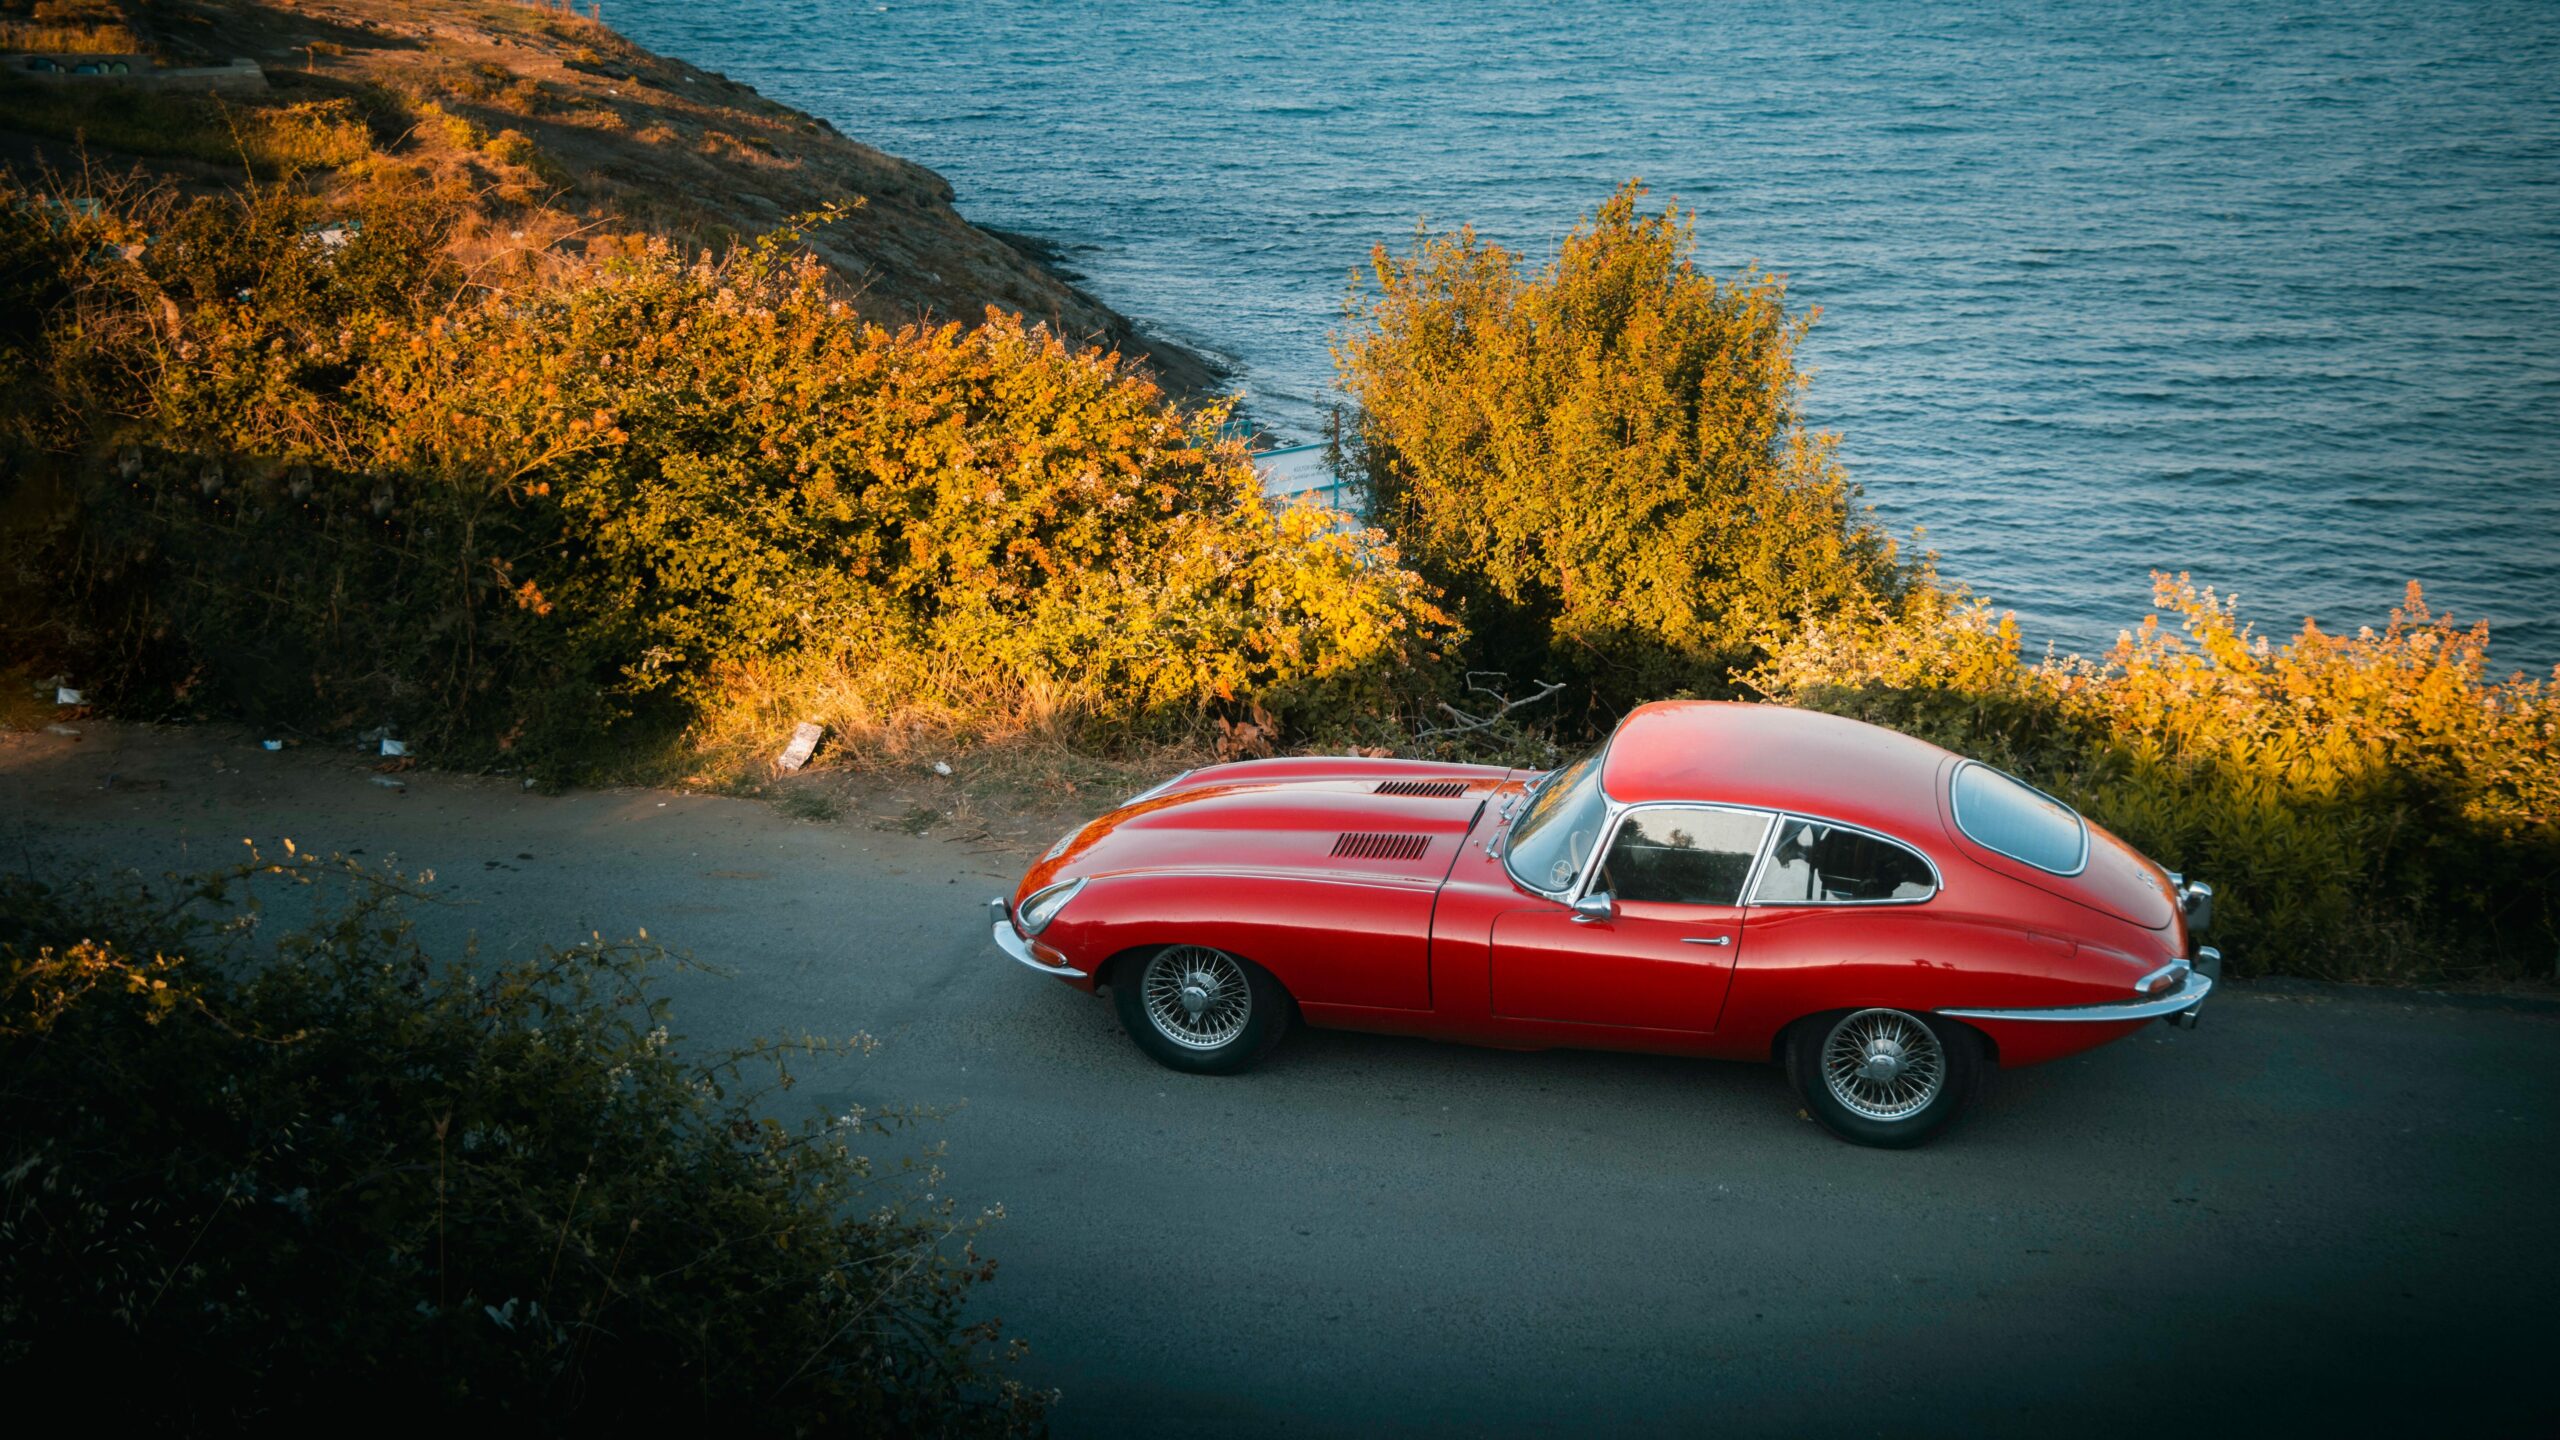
[987,897,1086,978]
[1942,947,2219,1028]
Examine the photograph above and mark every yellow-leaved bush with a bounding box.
[1752,576,2560,979]
[3,176,1445,771]
[357,238,1445,752]
[1337,181,1915,716]
[12,166,2555,981]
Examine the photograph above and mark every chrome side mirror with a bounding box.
[1571,891,1615,923]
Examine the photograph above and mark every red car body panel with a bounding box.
[1010,703,2209,1072]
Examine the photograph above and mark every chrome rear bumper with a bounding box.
[1942,948,2218,1026]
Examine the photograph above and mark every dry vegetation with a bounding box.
[0,0,1217,390]
[0,0,141,53]
[1340,185,1914,723]
[0,168,1434,778]
[0,10,2549,985]
[26,8,2544,1425]
[1751,579,2558,983]
[0,852,1051,1431]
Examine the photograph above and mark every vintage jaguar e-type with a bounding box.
[991,701,2217,1146]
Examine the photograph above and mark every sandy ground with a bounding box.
[3,719,2554,1436]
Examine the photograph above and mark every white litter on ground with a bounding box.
[775,722,825,774]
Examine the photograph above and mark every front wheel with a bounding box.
[1787,1007,1983,1148]
[1112,944,1291,1075]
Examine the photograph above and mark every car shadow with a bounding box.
[1199,1008,2192,1156]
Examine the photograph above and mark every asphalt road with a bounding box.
[5,724,2553,1435]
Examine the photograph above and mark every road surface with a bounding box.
[4,723,2551,1435]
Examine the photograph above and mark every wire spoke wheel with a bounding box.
[1820,1008,1947,1122]
[1140,946,1253,1051]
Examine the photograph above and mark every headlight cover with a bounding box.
[1016,877,1086,935]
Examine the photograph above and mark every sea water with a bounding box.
[608,0,2560,669]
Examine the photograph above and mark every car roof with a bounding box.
[1598,701,1957,842]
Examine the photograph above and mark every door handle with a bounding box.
[1681,935,1733,947]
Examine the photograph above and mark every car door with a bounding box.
[1489,804,1774,1033]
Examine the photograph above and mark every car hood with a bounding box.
[1026,759,1520,892]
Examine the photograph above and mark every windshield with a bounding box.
[1504,748,1609,894]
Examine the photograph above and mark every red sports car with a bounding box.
[991,701,2217,1147]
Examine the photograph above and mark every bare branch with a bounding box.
[1413,676,1565,739]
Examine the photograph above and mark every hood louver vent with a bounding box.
[1374,779,1468,798]
[1332,832,1433,862]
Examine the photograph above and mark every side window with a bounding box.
[1598,807,1772,907]
[1751,818,1936,904]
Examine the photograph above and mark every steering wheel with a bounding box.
[1547,825,1597,889]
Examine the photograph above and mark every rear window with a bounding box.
[1950,763,2088,875]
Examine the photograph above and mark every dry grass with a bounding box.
[0,20,140,52]
[0,0,1222,407]
[647,650,1216,850]
[0,84,373,173]
[675,648,1196,780]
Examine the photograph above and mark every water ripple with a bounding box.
[611,0,2560,671]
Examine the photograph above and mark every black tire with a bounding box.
[1786,1007,1983,1149]
[1111,944,1292,1076]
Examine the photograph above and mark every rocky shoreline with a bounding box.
[0,0,1225,397]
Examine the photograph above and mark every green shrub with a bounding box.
[0,853,1047,1430]
[1337,180,1915,719]
[1752,577,2560,981]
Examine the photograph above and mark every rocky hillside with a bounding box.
[0,0,1221,393]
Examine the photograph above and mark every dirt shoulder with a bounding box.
[0,712,1182,891]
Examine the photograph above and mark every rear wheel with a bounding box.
[1112,944,1291,1075]
[1787,1007,1982,1149]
